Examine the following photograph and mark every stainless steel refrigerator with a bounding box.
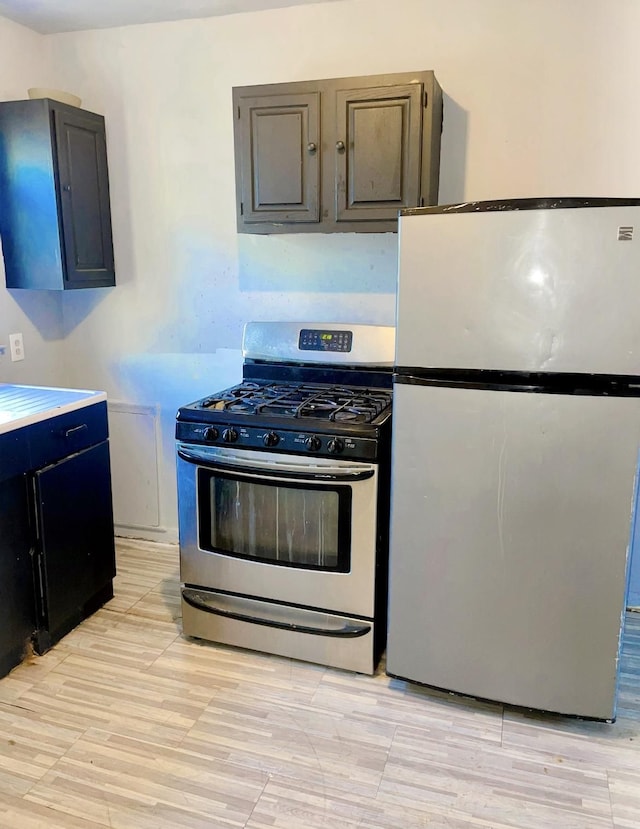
[387,198,640,720]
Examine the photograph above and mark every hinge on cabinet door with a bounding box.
[237,106,241,119]
[37,552,46,608]
[420,197,425,207]
[423,90,428,108]
[30,477,40,541]
[240,202,244,216]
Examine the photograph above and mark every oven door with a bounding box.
[176,443,379,618]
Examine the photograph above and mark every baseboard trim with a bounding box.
[115,525,178,544]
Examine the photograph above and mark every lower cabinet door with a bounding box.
[33,440,116,650]
[0,475,35,676]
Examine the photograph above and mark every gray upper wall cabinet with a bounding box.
[232,71,443,234]
[0,99,115,290]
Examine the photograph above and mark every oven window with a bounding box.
[198,471,351,571]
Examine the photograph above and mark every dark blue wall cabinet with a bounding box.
[0,98,115,289]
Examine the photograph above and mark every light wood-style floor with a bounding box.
[0,538,638,829]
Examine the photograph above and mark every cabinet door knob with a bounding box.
[336,140,345,151]
[63,184,72,192]
[307,142,317,153]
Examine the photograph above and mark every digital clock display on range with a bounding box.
[298,328,353,352]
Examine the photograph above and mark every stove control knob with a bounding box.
[263,431,280,447]
[222,428,238,443]
[305,435,322,452]
[204,426,219,442]
[327,438,344,455]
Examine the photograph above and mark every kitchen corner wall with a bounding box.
[0,16,66,386]
[3,1,640,570]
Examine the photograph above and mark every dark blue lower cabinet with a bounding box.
[0,402,116,677]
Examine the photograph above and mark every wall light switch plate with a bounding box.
[9,332,24,361]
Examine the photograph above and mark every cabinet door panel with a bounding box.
[34,441,115,645]
[237,93,320,224]
[54,108,115,287]
[335,84,423,222]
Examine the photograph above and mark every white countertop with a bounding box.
[0,384,107,435]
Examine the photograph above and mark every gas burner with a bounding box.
[200,381,391,424]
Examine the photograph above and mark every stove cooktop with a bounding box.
[176,323,395,461]
[199,381,392,424]
[176,379,393,461]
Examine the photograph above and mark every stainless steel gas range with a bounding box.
[175,321,394,674]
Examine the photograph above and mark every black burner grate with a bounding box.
[200,382,391,423]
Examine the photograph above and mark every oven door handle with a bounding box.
[182,589,371,638]
[177,449,375,482]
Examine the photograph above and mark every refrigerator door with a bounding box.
[386,382,639,719]
[396,203,640,375]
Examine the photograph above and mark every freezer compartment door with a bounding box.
[386,383,639,719]
[396,205,640,374]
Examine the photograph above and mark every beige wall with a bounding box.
[3,0,640,537]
